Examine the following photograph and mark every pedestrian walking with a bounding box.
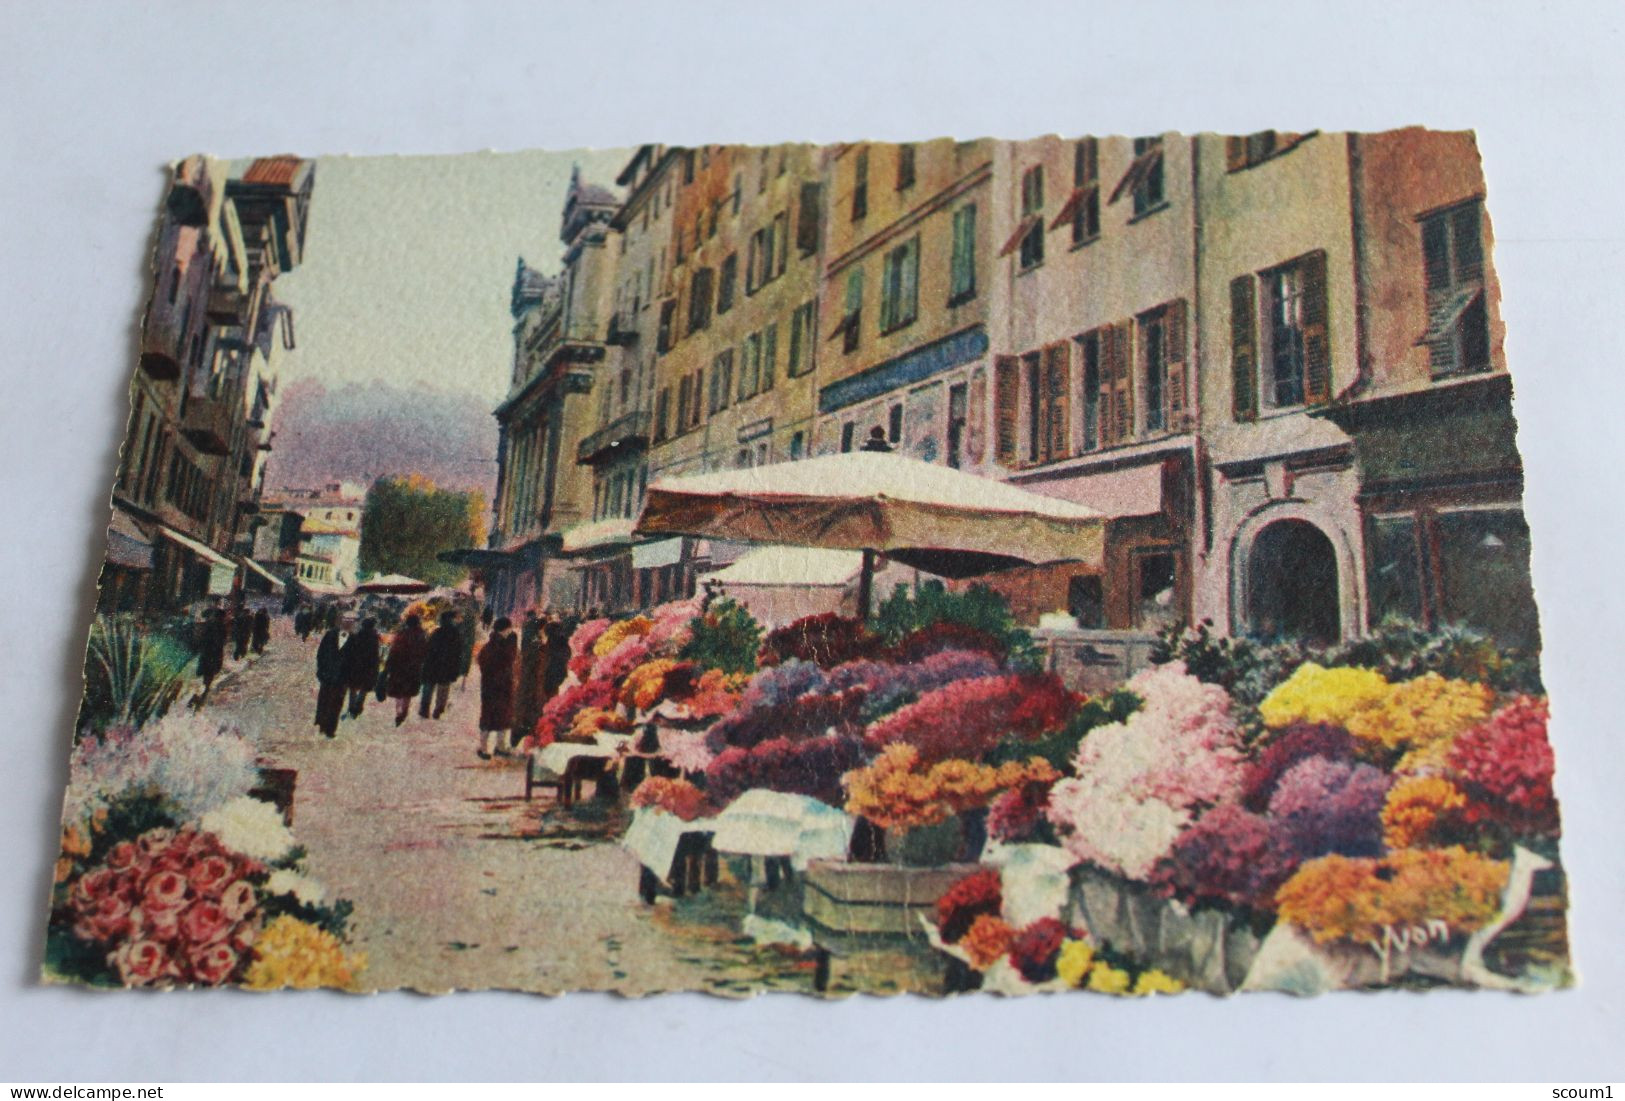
[419,611,462,720]
[314,620,348,738]
[341,616,382,719]
[383,613,428,726]
[476,617,518,759]
[192,607,227,707]
[512,611,545,747]
[231,605,253,661]
[251,607,271,654]
[294,606,312,642]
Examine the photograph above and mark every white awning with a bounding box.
[106,506,154,570]
[703,546,864,588]
[631,536,685,570]
[240,557,286,591]
[561,517,637,554]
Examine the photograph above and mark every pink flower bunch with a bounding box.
[1240,722,1357,812]
[643,597,703,656]
[827,649,1002,723]
[533,678,617,746]
[569,618,613,659]
[66,825,263,987]
[591,631,655,685]
[863,673,1076,763]
[1047,662,1247,879]
[1448,696,1559,838]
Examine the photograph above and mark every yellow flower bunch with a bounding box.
[1381,774,1468,849]
[1346,672,1492,754]
[1086,961,1132,994]
[1131,969,1186,996]
[843,746,1058,830]
[621,658,684,711]
[1275,846,1509,946]
[1055,939,1095,987]
[566,706,630,742]
[244,916,366,991]
[593,616,653,657]
[1259,664,1391,729]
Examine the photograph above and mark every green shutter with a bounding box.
[1230,275,1258,421]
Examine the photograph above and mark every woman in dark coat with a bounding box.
[340,617,382,718]
[231,607,253,661]
[543,616,572,701]
[476,618,518,758]
[512,612,545,747]
[314,624,347,738]
[193,608,228,706]
[383,613,428,726]
[251,607,272,654]
[419,612,462,720]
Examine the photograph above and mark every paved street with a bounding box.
[204,618,833,996]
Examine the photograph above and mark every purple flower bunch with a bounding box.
[1240,722,1357,811]
[703,733,867,806]
[1267,755,1392,859]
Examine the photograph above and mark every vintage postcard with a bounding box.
[49,132,1567,996]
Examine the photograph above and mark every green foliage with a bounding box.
[1150,618,1307,709]
[988,687,1143,773]
[43,925,118,987]
[77,615,193,738]
[1322,617,1543,695]
[680,597,762,675]
[358,475,484,589]
[874,580,1039,670]
[87,790,180,865]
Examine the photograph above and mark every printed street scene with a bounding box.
[50,133,1569,997]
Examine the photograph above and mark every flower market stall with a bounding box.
[48,711,366,990]
[523,570,1567,996]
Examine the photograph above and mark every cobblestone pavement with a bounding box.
[204,618,858,996]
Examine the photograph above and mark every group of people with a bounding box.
[190,602,273,707]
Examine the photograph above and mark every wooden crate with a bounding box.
[802,860,984,936]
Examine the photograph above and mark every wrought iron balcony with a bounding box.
[577,409,652,466]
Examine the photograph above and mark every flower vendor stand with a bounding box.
[621,806,720,903]
[1069,864,1264,995]
[802,860,986,993]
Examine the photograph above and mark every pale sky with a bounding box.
[262,147,634,406]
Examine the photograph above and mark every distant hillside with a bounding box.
[265,377,500,500]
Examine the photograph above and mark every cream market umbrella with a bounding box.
[635,450,1106,615]
[354,573,431,595]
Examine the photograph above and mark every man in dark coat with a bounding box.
[314,621,348,738]
[383,613,428,726]
[457,608,477,687]
[476,617,518,759]
[419,611,462,720]
[192,607,228,707]
[341,617,382,719]
[251,607,272,654]
[231,605,253,661]
[542,615,573,702]
[294,606,312,641]
[511,611,545,748]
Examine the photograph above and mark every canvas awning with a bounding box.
[703,546,864,588]
[155,523,239,594]
[239,556,286,592]
[631,536,686,570]
[560,517,637,555]
[636,451,1106,579]
[1013,461,1165,519]
[106,506,154,571]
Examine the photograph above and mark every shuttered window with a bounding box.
[994,355,1021,466]
[1230,275,1258,421]
[1258,249,1330,408]
[1138,299,1188,433]
[1051,138,1100,245]
[787,300,817,377]
[880,235,920,332]
[1043,342,1071,462]
[1019,165,1045,269]
[761,322,777,392]
[949,204,977,304]
[851,148,869,221]
[1097,322,1134,447]
[717,253,737,314]
[687,266,713,334]
[796,182,822,255]
[1079,330,1101,450]
[1419,201,1490,376]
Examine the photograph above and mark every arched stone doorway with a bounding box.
[1247,518,1341,644]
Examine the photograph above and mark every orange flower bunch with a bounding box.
[629,777,711,822]
[843,745,1058,830]
[620,659,686,711]
[960,914,1015,968]
[564,706,631,743]
[1275,846,1508,946]
[1381,774,1468,849]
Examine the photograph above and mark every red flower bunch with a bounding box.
[629,777,711,822]
[66,825,263,987]
[1448,696,1559,838]
[704,734,866,806]
[935,868,1002,944]
[864,673,1077,763]
[987,780,1052,843]
[533,678,617,746]
[758,614,886,669]
[889,620,1006,663]
[1008,917,1072,983]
